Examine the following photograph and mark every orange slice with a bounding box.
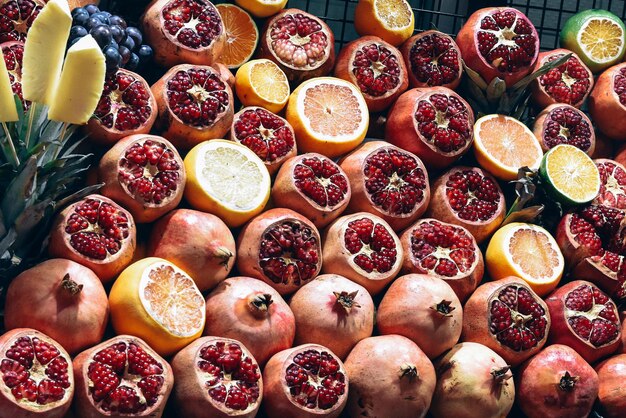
[235,0,287,18]
[215,3,258,69]
[354,0,415,46]
[235,58,290,113]
[474,114,544,181]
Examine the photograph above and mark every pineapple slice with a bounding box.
[48,35,105,125]
[22,0,72,105]
[0,49,17,122]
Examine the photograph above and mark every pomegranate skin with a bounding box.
[377,274,462,359]
[589,62,626,140]
[516,344,599,418]
[4,259,109,355]
[344,335,436,418]
[595,354,626,418]
[620,311,626,353]
[147,209,236,292]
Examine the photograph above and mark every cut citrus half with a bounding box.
[215,3,258,69]
[486,223,564,297]
[539,143,601,205]
[184,139,271,227]
[474,114,543,181]
[109,257,206,356]
[354,0,415,46]
[235,0,287,18]
[235,58,290,113]
[286,76,369,158]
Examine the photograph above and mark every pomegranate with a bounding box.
[230,106,297,175]
[213,62,235,89]
[86,69,157,145]
[48,194,136,283]
[595,354,626,418]
[141,0,225,67]
[333,35,408,112]
[456,7,539,86]
[592,132,615,160]
[288,274,375,359]
[621,310,626,353]
[343,335,436,418]
[0,0,43,42]
[272,153,350,229]
[545,280,621,364]
[400,218,484,302]
[427,165,505,244]
[385,87,475,169]
[339,141,430,231]
[613,141,626,167]
[462,276,550,366]
[203,276,295,366]
[171,337,262,418]
[531,49,594,109]
[72,335,173,418]
[147,209,236,292]
[377,274,462,359]
[262,344,347,418]
[151,64,234,151]
[236,208,322,295]
[97,134,186,224]
[532,104,595,155]
[593,158,626,209]
[258,8,335,82]
[0,328,73,418]
[400,30,463,90]
[589,62,626,140]
[1,40,27,109]
[4,259,108,356]
[430,342,515,418]
[516,344,599,418]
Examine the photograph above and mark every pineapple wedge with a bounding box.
[48,35,105,125]
[0,48,18,122]
[22,0,72,105]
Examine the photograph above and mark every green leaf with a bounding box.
[0,227,17,256]
[55,184,103,209]
[501,205,545,227]
[13,199,53,247]
[510,53,572,92]
[1,156,37,226]
[463,60,489,90]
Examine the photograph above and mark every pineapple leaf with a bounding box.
[0,228,17,257]
[486,77,506,103]
[1,156,37,226]
[463,60,488,90]
[56,184,102,208]
[13,199,53,248]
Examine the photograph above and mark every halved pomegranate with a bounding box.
[0,328,73,418]
[589,62,626,140]
[400,218,483,302]
[236,208,322,295]
[339,141,430,231]
[230,106,297,175]
[545,280,621,364]
[427,165,505,244]
[98,134,186,224]
[334,35,408,112]
[141,0,225,67]
[171,337,262,418]
[258,8,335,82]
[272,153,350,229]
[0,0,43,42]
[48,194,137,283]
[400,30,463,90]
[593,158,626,209]
[531,49,594,109]
[385,87,475,169]
[262,344,348,418]
[321,212,402,295]
[532,104,595,155]
[1,40,26,109]
[87,69,157,145]
[151,64,234,151]
[72,335,173,418]
[456,7,539,86]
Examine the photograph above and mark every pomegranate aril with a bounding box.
[540,54,591,105]
[408,33,460,86]
[167,68,228,127]
[564,283,621,346]
[595,161,626,209]
[614,68,626,106]
[162,0,222,49]
[293,156,348,208]
[542,106,592,151]
[343,218,398,274]
[352,42,401,96]
[415,94,471,153]
[269,13,328,69]
[0,0,42,42]
[445,169,501,221]
[478,11,536,72]
[233,108,295,163]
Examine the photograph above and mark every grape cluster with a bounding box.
[69,4,153,73]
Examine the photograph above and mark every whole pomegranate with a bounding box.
[456,7,539,86]
[141,0,225,66]
[147,209,236,292]
[545,280,621,363]
[262,344,348,418]
[0,328,74,418]
[385,87,475,169]
[516,344,599,418]
[236,208,322,295]
[1,41,27,108]
[377,274,462,359]
[48,194,136,282]
[0,0,43,42]
[595,354,626,418]
[589,62,626,140]
[532,104,595,155]
[171,337,263,418]
[462,276,550,367]
[343,335,436,418]
[593,158,626,209]
[321,212,402,295]
[72,335,173,418]
[430,342,515,418]
[288,274,375,359]
[339,141,430,231]
[4,259,109,355]
[621,310,626,353]
[203,276,296,366]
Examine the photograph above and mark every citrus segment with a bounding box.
[354,0,415,46]
[215,4,258,69]
[235,58,289,113]
[235,0,287,18]
[374,0,413,29]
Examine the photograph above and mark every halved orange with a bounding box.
[235,0,287,18]
[474,114,544,181]
[215,3,258,69]
[235,58,290,113]
[354,0,415,46]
